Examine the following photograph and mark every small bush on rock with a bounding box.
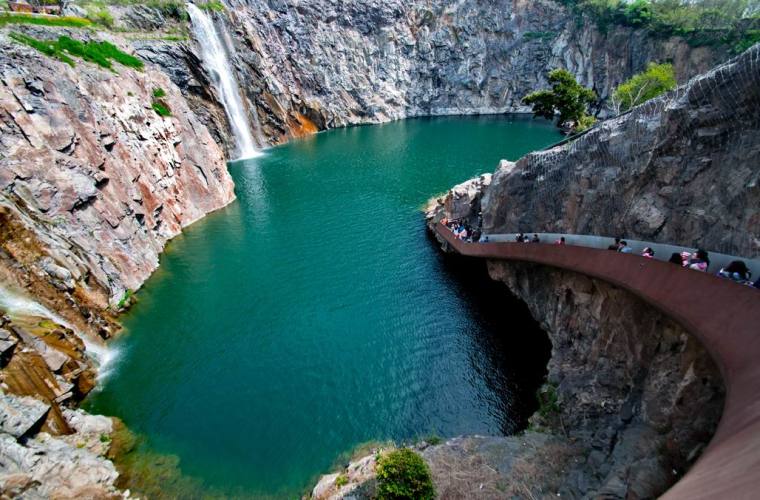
[376,449,435,500]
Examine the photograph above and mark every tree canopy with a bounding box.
[523,69,597,132]
[612,62,677,113]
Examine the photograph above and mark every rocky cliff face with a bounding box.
[0,29,235,324]
[204,0,721,147]
[0,28,235,496]
[127,0,722,150]
[479,43,760,258]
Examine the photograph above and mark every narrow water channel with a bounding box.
[85,115,559,497]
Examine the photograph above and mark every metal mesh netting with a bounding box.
[485,43,760,259]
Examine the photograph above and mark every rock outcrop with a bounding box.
[477,43,760,258]
[0,28,235,332]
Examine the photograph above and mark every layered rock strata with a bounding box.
[0,29,235,324]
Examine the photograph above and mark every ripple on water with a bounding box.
[85,116,558,497]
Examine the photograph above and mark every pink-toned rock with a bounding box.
[0,33,235,306]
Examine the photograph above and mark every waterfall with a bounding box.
[187,3,260,159]
[0,285,121,382]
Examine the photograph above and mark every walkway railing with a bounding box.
[434,222,760,499]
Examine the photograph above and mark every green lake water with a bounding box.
[85,115,560,498]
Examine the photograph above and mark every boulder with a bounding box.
[0,393,50,438]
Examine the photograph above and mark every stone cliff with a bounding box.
[126,0,723,151]
[0,28,235,324]
[436,43,760,258]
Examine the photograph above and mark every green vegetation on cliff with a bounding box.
[9,33,144,71]
[557,0,760,52]
[0,12,92,28]
[376,449,435,500]
[612,62,677,113]
[523,69,597,132]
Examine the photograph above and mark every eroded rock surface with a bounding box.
[0,30,235,329]
[479,44,760,258]
[213,0,721,147]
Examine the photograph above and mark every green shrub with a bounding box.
[335,474,348,488]
[152,87,167,98]
[612,62,676,113]
[537,383,560,418]
[151,102,172,117]
[523,31,557,41]
[376,449,435,500]
[197,0,225,12]
[575,113,597,131]
[116,289,133,309]
[85,4,115,28]
[556,0,760,52]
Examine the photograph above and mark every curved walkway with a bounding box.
[434,222,760,499]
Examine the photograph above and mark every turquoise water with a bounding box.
[85,116,559,497]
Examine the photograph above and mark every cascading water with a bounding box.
[0,285,120,382]
[187,2,259,159]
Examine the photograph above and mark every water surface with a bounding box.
[86,116,559,497]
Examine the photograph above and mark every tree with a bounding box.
[611,62,677,114]
[523,69,597,132]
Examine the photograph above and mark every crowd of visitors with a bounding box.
[441,218,481,243]
[440,220,759,290]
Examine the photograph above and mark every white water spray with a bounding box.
[187,3,260,159]
[0,286,120,382]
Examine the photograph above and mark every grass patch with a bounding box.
[116,289,133,309]
[523,30,556,41]
[335,473,348,488]
[152,87,166,98]
[8,33,144,71]
[0,12,93,28]
[197,0,225,12]
[151,101,172,117]
[536,383,560,419]
[9,32,75,66]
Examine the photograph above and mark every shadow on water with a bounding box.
[428,232,552,434]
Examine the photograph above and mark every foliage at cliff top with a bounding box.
[557,0,760,52]
[9,33,144,71]
[612,62,676,113]
[376,449,435,500]
[0,12,92,28]
[87,0,189,22]
[523,69,597,133]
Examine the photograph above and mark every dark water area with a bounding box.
[85,115,558,497]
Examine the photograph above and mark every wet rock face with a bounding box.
[480,44,760,258]
[0,32,235,313]
[173,0,721,147]
[484,261,723,498]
